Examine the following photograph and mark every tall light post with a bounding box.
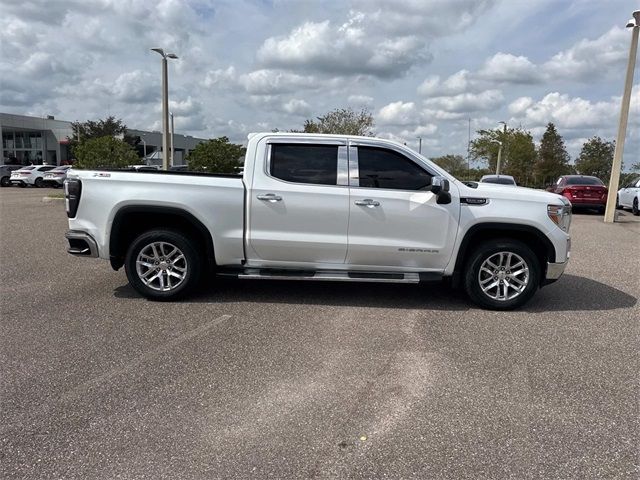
[417,136,422,154]
[170,112,175,167]
[604,10,639,223]
[496,121,507,175]
[151,48,178,171]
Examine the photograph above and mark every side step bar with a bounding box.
[235,269,428,284]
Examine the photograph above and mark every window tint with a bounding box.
[357,147,431,190]
[40,166,56,171]
[565,177,603,186]
[483,177,516,185]
[270,144,338,185]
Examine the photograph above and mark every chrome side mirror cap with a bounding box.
[431,176,450,195]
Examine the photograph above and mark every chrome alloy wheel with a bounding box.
[478,251,529,302]
[135,241,187,292]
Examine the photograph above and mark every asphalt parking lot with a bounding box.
[1,187,638,479]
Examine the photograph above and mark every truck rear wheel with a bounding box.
[464,239,540,310]
[125,229,202,301]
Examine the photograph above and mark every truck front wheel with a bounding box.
[125,229,202,301]
[464,239,540,310]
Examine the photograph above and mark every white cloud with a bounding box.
[508,97,534,115]
[423,89,504,113]
[377,101,418,126]
[282,99,311,116]
[347,95,374,107]
[418,70,479,96]
[202,67,236,88]
[238,69,320,95]
[509,92,614,129]
[543,26,628,81]
[111,70,159,104]
[478,52,543,84]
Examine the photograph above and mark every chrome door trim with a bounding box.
[337,146,348,186]
[348,145,359,187]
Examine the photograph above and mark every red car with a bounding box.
[548,175,607,213]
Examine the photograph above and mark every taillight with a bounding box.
[562,188,572,197]
[64,178,82,218]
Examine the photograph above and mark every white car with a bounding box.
[10,165,57,187]
[617,176,640,215]
[480,174,517,186]
[42,165,72,188]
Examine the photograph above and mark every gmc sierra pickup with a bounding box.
[64,132,571,310]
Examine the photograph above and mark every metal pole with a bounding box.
[170,112,175,167]
[467,117,471,180]
[161,56,170,171]
[604,23,639,223]
[496,143,503,175]
[142,138,147,158]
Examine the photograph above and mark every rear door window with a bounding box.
[270,144,338,185]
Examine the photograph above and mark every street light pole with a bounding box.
[417,137,422,154]
[496,121,507,175]
[170,112,175,167]
[151,48,178,171]
[495,141,503,175]
[604,11,639,223]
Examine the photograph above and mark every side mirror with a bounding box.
[431,176,450,195]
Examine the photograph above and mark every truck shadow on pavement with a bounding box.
[524,274,637,312]
[114,274,636,312]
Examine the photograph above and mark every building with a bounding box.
[1,113,207,166]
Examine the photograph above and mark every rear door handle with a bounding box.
[354,198,380,207]
[257,193,282,202]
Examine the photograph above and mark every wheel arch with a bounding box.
[109,205,215,271]
[452,223,556,287]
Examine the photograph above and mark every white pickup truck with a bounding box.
[64,132,571,310]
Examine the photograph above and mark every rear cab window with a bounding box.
[270,144,338,185]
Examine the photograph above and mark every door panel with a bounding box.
[347,188,459,269]
[247,142,349,264]
[346,145,460,270]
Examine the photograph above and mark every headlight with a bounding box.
[547,203,572,232]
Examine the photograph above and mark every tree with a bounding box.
[294,108,375,136]
[574,136,615,183]
[431,154,468,179]
[535,123,571,185]
[68,116,140,157]
[469,127,537,184]
[74,136,139,169]
[186,137,245,173]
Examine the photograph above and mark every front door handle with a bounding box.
[257,193,282,202]
[354,198,380,207]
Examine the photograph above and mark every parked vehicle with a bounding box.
[548,175,607,213]
[1,165,23,187]
[64,133,572,310]
[617,176,640,215]
[127,165,161,172]
[41,165,72,188]
[10,165,57,187]
[479,174,517,186]
[169,165,189,172]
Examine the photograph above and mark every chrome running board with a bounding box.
[235,269,421,283]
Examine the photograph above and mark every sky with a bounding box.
[1,0,639,166]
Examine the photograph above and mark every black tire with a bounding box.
[124,229,202,301]
[34,177,43,188]
[633,198,639,216]
[464,239,541,311]
[597,206,605,214]
[18,183,26,188]
[0,176,10,187]
[616,195,623,210]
